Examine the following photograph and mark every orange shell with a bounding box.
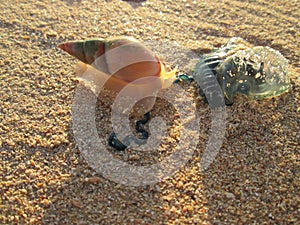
[59,37,177,115]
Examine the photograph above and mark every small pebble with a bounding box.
[85,176,102,184]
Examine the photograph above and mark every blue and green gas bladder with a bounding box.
[195,37,291,105]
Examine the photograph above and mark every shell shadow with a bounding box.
[121,0,147,9]
[62,0,82,5]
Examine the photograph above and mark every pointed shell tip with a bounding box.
[58,43,66,51]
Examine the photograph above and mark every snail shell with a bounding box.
[59,37,177,115]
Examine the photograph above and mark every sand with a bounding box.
[1,0,299,224]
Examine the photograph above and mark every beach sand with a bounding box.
[1,0,299,224]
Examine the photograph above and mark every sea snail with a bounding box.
[58,36,177,116]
